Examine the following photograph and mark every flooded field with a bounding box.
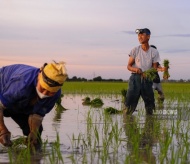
[1,91,190,164]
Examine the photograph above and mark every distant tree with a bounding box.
[81,78,87,81]
[66,75,125,82]
[72,76,78,81]
[93,76,102,81]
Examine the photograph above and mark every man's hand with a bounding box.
[27,132,38,145]
[136,68,143,74]
[27,131,40,151]
[0,105,12,147]
[0,128,12,147]
[27,114,43,150]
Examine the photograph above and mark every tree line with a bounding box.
[67,76,190,82]
[67,76,123,82]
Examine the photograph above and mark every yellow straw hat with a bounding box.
[39,61,68,92]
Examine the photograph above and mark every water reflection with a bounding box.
[53,104,68,122]
[123,115,160,163]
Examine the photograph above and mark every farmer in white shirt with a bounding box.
[124,28,160,115]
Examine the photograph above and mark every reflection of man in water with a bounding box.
[123,115,160,163]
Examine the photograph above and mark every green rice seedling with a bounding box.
[72,133,83,150]
[163,59,170,80]
[82,96,104,107]
[54,133,64,163]
[90,98,104,107]
[48,145,55,164]
[159,130,173,163]
[81,152,87,163]
[8,144,31,164]
[121,88,127,97]
[107,121,123,155]
[48,133,64,164]
[93,125,100,147]
[121,88,127,102]
[143,68,157,81]
[101,139,110,163]
[104,107,122,114]
[7,137,31,164]
[85,112,94,148]
[82,96,91,105]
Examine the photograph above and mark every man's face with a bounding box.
[36,73,56,97]
[138,33,150,44]
[36,81,56,97]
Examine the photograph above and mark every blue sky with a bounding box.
[0,0,190,80]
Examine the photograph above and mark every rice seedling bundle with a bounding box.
[90,98,104,107]
[82,97,91,105]
[82,97,104,107]
[104,107,122,114]
[163,59,170,80]
[143,68,157,81]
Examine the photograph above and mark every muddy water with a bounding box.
[1,95,122,163]
[0,94,189,163]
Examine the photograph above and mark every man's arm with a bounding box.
[0,101,12,146]
[27,114,43,149]
[157,65,168,72]
[127,56,142,74]
[152,62,158,70]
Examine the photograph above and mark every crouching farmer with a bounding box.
[0,61,67,150]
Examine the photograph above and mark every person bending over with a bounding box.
[0,61,67,150]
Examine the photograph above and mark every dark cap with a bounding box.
[135,28,151,35]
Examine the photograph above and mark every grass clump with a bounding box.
[104,107,122,114]
[121,89,127,102]
[82,97,104,107]
[82,97,91,105]
[121,89,127,97]
[90,98,104,107]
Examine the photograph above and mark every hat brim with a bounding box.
[39,73,62,92]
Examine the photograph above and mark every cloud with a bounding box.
[154,34,190,38]
[162,49,190,53]
[168,34,190,37]
[122,31,135,35]
[122,31,190,38]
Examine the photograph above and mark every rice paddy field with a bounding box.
[1,82,190,164]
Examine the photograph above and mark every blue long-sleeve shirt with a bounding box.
[0,64,61,117]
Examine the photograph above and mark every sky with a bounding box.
[0,0,190,80]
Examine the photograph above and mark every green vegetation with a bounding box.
[143,68,157,81]
[104,107,122,114]
[62,82,190,99]
[62,82,128,94]
[82,96,91,105]
[82,97,104,107]
[163,59,170,80]
[2,82,190,163]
